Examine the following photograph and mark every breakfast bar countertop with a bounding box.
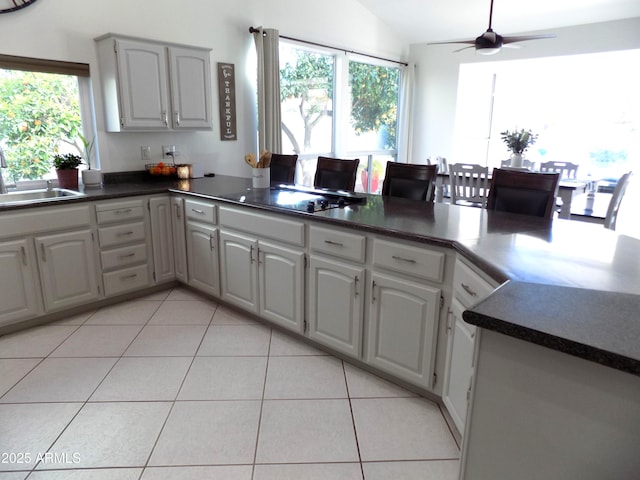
[2,174,639,375]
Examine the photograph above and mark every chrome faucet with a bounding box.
[0,146,8,194]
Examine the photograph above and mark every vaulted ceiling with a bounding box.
[356,0,640,44]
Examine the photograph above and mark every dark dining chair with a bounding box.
[486,168,560,219]
[381,162,439,201]
[269,153,298,184]
[314,156,360,191]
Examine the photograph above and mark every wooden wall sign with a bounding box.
[217,63,237,141]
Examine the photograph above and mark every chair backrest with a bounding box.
[269,153,298,184]
[449,163,490,207]
[381,163,439,202]
[486,169,560,219]
[501,158,535,169]
[314,156,360,191]
[604,171,633,230]
[539,161,579,179]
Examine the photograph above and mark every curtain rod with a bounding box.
[249,27,408,67]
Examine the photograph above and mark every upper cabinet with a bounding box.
[95,34,213,132]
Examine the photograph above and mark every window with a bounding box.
[453,49,640,184]
[279,42,402,192]
[0,55,96,189]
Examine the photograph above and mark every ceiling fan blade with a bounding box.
[502,34,557,44]
[454,45,476,53]
[427,40,476,46]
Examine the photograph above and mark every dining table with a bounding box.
[435,171,587,219]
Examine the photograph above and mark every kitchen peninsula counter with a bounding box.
[2,174,639,375]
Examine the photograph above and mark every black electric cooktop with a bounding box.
[221,185,367,213]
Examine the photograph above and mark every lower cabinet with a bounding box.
[186,221,220,296]
[442,297,476,432]
[308,255,365,357]
[0,239,41,326]
[171,196,188,283]
[149,196,175,284]
[219,230,304,333]
[366,271,441,389]
[35,229,101,312]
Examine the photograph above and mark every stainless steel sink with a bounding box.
[0,188,85,205]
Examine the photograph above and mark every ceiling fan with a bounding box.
[429,0,556,55]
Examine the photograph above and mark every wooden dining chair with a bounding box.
[314,156,360,191]
[486,169,560,219]
[269,153,298,184]
[604,171,633,230]
[449,163,490,207]
[381,163,439,201]
[539,161,579,179]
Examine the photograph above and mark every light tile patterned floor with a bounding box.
[0,287,459,480]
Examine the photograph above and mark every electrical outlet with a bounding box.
[162,145,176,160]
[140,145,151,161]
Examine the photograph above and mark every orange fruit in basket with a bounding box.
[157,162,165,168]
[168,166,176,174]
[162,166,171,175]
[151,166,161,175]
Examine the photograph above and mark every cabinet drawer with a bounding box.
[309,225,365,263]
[453,259,496,307]
[373,239,445,282]
[103,264,150,297]
[96,199,145,224]
[219,206,305,246]
[98,222,146,247]
[185,199,217,224]
[100,243,147,271]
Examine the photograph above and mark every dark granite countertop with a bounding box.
[2,174,639,375]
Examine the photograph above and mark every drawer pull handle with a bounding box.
[114,208,133,215]
[117,231,134,237]
[209,234,215,250]
[354,275,360,296]
[175,204,182,219]
[121,273,138,280]
[392,255,416,264]
[191,208,205,214]
[118,253,136,259]
[324,240,343,247]
[461,282,478,297]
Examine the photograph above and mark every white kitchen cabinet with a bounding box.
[0,239,41,326]
[367,271,441,388]
[149,196,175,284]
[442,258,497,434]
[186,221,220,297]
[35,230,101,312]
[257,240,304,332]
[95,34,212,131]
[443,297,476,432]
[308,255,365,357]
[219,230,258,312]
[171,196,188,283]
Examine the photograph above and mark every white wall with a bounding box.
[409,17,640,165]
[0,0,407,177]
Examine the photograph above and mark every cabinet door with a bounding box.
[149,196,175,284]
[367,272,441,389]
[0,239,41,326]
[168,47,212,129]
[308,255,364,357]
[258,241,304,333]
[443,297,476,433]
[35,230,101,311]
[185,222,219,296]
[115,39,170,130]
[171,196,188,283]
[219,231,259,313]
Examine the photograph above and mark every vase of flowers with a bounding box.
[53,153,83,190]
[501,128,538,168]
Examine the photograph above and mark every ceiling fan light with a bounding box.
[477,47,501,55]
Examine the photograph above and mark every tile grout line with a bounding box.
[250,326,273,480]
[342,360,366,480]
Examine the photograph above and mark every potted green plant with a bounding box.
[500,128,538,168]
[78,134,101,187]
[53,153,83,190]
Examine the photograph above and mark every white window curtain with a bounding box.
[252,27,282,154]
[397,63,415,164]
